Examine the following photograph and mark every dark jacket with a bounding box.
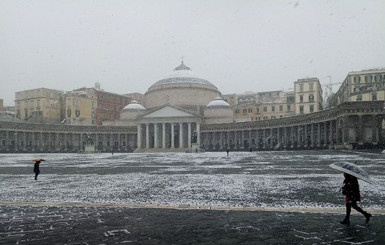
[34,161,40,173]
[342,176,361,202]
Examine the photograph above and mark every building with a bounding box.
[328,68,385,108]
[294,78,323,114]
[225,89,296,122]
[74,84,131,125]
[0,99,3,111]
[15,88,64,123]
[65,90,97,125]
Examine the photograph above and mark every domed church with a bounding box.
[114,62,233,152]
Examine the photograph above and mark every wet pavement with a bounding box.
[1,151,385,244]
[1,203,384,244]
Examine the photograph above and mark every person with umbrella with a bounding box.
[330,162,372,225]
[33,158,45,180]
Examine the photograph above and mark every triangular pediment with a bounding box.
[142,106,195,118]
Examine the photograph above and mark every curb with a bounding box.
[1,201,385,215]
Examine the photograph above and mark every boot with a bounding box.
[365,213,372,223]
[340,219,350,225]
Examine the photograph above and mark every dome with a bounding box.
[148,62,218,91]
[123,100,146,111]
[207,97,230,108]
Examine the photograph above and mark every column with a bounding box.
[154,123,159,148]
[162,123,166,149]
[179,123,183,148]
[227,131,230,149]
[270,128,273,148]
[117,133,121,150]
[256,129,259,149]
[196,123,200,146]
[329,121,334,147]
[145,123,150,149]
[310,123,314,148]
[317,123,321,148]
[137,124,142,149]
[277,128,280,148]
[291,127,295,148]
[304,125,308,148]
[188,123,191,148]
[171,123,175,149]
[323,122,327,147]
[263,129,266,149]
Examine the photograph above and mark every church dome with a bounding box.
[123,100,146,111]
[148,62,218,91]
[144,62,221,110]
[207,97,230,108]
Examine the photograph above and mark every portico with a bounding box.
[135,106,201,152]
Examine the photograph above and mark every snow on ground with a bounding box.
[0,150,384,210]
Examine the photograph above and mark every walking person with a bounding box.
[340,173,372,224]
[33,159,45,180]
[226,148,230,157]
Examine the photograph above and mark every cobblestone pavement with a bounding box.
[1,204,384,245]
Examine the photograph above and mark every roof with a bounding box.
[207,97,230,108]
[122,100,146,111]
[148,62,218,91]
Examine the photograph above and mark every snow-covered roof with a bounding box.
[123,100,146,111]
[207,97,230,108]
[148,62,218,90]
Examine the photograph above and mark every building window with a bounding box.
[299,84,304,92]
[235,109,240,114]
[356,95,362,101]
[256,108,259,113]
[300,95,303,103]
[372,93,377,101]
[263,106,267,112]
[309,83,314,91]
[248,108,253,113]
[310,105,314,113]
[365,75,372,83]
[354,76,361,84]
[271,106,275,112]
[309,94,314,102]
[299,106,304,114]
[279,105,283,111]
[263,116,268,120]
[375,74,382,82]
[287,105,291,111]
[243,109,247,114]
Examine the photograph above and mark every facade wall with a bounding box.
[15,88,63,123]
[294,78,323,115]
[65,93,96,125]
[328,68,385,107]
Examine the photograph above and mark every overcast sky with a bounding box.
[1,0,384,106]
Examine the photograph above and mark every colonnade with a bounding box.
[0,101,384,153]
[136,122,200,150]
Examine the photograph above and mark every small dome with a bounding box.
[123,100,146,111]
[207,97,230,108]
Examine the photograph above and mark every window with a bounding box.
[263,116,268,120]
[279,105,283,111]
[256,108,260,113]
[299,106,304,114]
[354,76,361,83]
[300,95,303,103]
[299,84,304,92]
[309,94,314,102]
[263,107,267,112]
[235,109,240,114]
[375,74,382,82]
[356,95,362,101]
[309,83,314,91]
[243,109,247,114]
[248,108,252,113]
[310,105,314,113]
[372,93,377,101]
[271,106,275,112]
[287,105,291,111]
[365,75,372,83]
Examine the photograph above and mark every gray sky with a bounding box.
[1,0,384,106]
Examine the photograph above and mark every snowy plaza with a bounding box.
[1,150,384,210]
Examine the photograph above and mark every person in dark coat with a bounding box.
[340,173,371,224]
[226,148,230,156]
[33,159,44,180]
